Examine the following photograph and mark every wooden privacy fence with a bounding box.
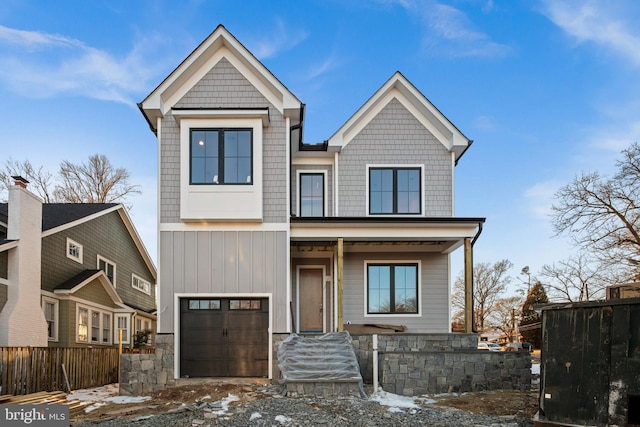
[0,347,136,396]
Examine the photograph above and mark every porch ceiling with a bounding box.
[290,216,485,254]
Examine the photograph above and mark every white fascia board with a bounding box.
[290,225,479,240]
[172,108,270,127]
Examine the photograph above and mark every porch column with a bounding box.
[464,237,474,333]
[337,238,344,332]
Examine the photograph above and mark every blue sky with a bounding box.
[1,1,639,294]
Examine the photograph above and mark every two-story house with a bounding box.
[139,25,483,379]
[0,177,157,348]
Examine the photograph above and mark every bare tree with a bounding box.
[487,295,523,341]
[54,154,140,204]
[551,142,640,280]
[0,158,56,202]
[452,259,514,332]
[538,253,608,302]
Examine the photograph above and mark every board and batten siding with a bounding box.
[160,57,288,224]
[338,98,453,217]
[159,230,288,333]
[342,251,450,332]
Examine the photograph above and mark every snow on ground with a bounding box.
[66,384,152,413]
[369,388,435,413]
[532,363,540,375]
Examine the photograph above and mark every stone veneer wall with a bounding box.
[351,333,531,396]
[121,333,530,397]
[120,334,175,395]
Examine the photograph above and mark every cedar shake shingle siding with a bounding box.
[338,99,453,217]
[161,58,288,224]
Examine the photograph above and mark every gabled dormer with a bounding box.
[140,25,303,223]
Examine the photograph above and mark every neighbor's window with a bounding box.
[369,167,421,214]
[102,313,111,344]
[66,238,83,263]
[132,274,151,295]
[300,173,324,217]
[190,129,252,185]
[98,256,116,286]
[42,298,58,341]
[367,263,418,314]
[115,315,129,344]
[78,307,89,342]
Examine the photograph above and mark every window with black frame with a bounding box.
[367,263,418,314]
[369,167,421,214]
[190,128,252,185]
[299,173,324,217]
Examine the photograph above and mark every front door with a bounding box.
[299,268,324,333]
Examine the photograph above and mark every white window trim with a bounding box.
[179,117,263,221]
[114,314,130,344]
[76,304,112,345]
[132,274,151,295]
[66,238,83,264]
[97,255,117,287]
[41,296,59,342]
[365,164,425,217]
[363,260,422,318]
[296,170,328,217]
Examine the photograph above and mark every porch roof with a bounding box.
[290,216,485,253]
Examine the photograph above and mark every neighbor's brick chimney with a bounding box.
[0,176,48,346]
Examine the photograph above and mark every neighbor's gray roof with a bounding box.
[0,203,118,231]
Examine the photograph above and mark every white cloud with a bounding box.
[524,180,562,220]
[246,18,308,60]
[307,54,339,79]
[0,25,167,105]
[473,115,500,131]
[540,0,640,67]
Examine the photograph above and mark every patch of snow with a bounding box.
[370,387,434,412]
[250,412,262,420]
[103,395,151,404]
[67,384,120,401]
[531,363,540,375]
[275,415,292,424]
[84,402,107,413]
[200,394,211,401]
[210,394,240,416]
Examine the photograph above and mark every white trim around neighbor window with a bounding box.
[66,238,83,264]
[365,164,424,217]
[42,296,59,342]
[363,260,422,318]
[296,170,328,217]
[114,314,130,344]
[76,303,112,345]
[97,255,116,287]
[132,274,151,295]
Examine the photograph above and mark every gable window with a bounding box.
[98,256,116,286]
[299,173,324,217]
[42,297,58,341]
[190,129,252,185]
[66,238,83,263]
[115,314,130,344]
[132,274,151,295]
[369,167,421,214]
[367,263,419,314]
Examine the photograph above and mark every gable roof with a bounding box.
[139,24,302,132]
[327,71,472,163]
[54,269,124,306]
[0,203,156,280]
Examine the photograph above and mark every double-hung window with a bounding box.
[369,167,421,214]
[98,256,116,286]
[42,297,58,341]
[367,263,419,314]
[190,129,252,185]
[299,173,324,217]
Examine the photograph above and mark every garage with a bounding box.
[179,297,269,378]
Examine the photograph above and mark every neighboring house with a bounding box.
[0,177,157,348]
[139,25,484,379]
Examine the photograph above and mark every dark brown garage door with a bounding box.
[180,298,269,378]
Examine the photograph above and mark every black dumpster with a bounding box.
[537,297,640,426]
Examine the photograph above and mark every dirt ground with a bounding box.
[70,382,539,424]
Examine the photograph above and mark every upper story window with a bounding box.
[367,263,419,315]
[369,167,421,215]
[190,129,253,185]
[299,173,325,217]
[98,255,116,286]
[132,274,151,295]
[66,238,83,264]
